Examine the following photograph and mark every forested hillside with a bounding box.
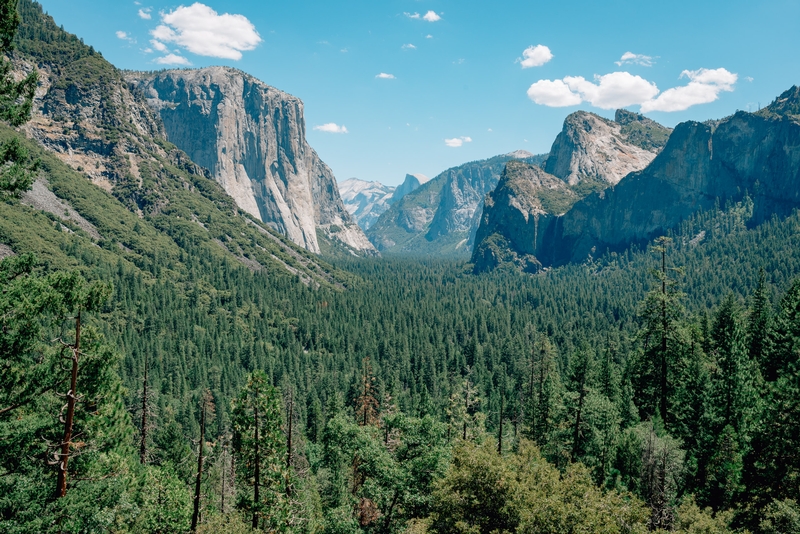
[2,1,800,533]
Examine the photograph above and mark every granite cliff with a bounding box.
[544,109,670,186]
[471,109,670,272]
[472,87,800,272]
[126,68,374,255]
[6,0,349,286]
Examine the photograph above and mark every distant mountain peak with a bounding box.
[506,150,535,159]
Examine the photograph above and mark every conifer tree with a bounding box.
[232,371,291,531]
[633,237,686,427]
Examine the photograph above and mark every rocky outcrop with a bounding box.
[126,67,374,255]
[472,87,800,272]
[339,173,429,230]
[472,161,576,273]
[368,151,544,255]
[471,109,670,271]
[543,110,670,186]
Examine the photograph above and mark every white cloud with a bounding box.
[426,34,433,39]
[151,3,261,61]
[444,136,472,147]
[518,45,553,68]
[526,79,582,107]
[150,39,168,52]
[563,72,659,109]
[615,52,654,67]
[641,68,737,112]
[745,76,754,82]
[528,67,737,113]
[340,48,348,53]
[313,123,348,134]
[155,53,191,65]
[402,43,416,50]
[423,11,441,22]
[376,73,396,79]
[116,31,135,42]
[138,8,152,20]
[404,12,420,19]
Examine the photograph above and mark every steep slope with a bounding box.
[471,109,670,271]
[125,68,374,255]
[9,0,345,287]
[472,161,577,272]
[472,86,800,272]
[338,173,428,230]
[368,152,545,255]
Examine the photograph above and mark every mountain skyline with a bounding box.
[36,0,800,186]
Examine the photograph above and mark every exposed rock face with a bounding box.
[368,151,544,255]
[471,109,670,272]
[472,161,576,273]
[339,173,429,230]
[543,110,670,186]
[392,173,430,203]
[126,67,374,255]
[472,87,800,272]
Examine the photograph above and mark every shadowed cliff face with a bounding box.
[367,152,545,256]
[126,67,374,255]
[472,87,800,272]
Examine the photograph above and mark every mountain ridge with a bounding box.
[472,88,800,272]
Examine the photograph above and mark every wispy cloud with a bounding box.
[527,67,737,112]
[615,52,654,67]
[405,11,441,22]
[313,123,348,134]
[426,34,433,39]
[138,8,152,20]
[154,53,191,65]
[445,136,472,147]
[116,31,136,43]
[517,45,553,68]
[151,3,261,61]
[376,73,396,79]
[150,39,168,52]
[402,43,416,50]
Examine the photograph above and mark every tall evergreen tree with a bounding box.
[231,371,292,531]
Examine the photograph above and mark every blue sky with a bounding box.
[37,0,800,186]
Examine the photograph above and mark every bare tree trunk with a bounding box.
[191,395,207,532]
[252,400,260,530]
[220,439,226,515]
[139,353,149,464]
[56,311,81,498]
[286,390,293,469]
[497,393,504,455]
[660,245,668,424]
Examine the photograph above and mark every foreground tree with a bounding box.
[231,371,292,531]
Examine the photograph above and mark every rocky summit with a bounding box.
[126,67,374,255]
[544,109,671,187]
